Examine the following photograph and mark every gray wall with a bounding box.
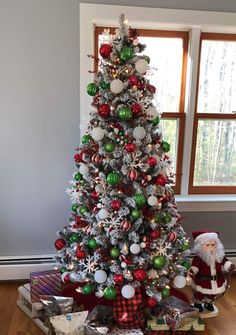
[0,0,235,257]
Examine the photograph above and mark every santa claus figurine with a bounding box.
[187,230,235,314]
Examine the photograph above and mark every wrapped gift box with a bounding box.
[30,270,62,302]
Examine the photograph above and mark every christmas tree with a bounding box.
[55,14,190,306]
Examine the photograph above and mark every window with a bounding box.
[189,33,236,194]
[95,27,188,194]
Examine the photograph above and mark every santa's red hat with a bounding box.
[192,230,219,244]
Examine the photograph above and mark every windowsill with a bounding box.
[175,195,236,212]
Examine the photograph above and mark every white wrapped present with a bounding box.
[50,311,88,335]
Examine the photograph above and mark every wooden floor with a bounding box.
[1,277,236,335]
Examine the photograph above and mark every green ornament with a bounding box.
[60,267,67,274]
[104,286,116,300]
[79,206,89,215]
[153,256,166,269]
[118,107,132,121]
[162,141,171,152]
[161,287,170,298]
[181,260,191,270]
[104,143,115,153]
[81,134,92,144]
[88,238,98,249]
[83,283,94,295]
[87,83,98,96]
[134,194,146,207]
[74,172,83,181]
[106,172,120,186]
[100,81,110,90]
[163,213,172,224]
[131,209,142,220]
[110,247,120,258]
[152,116,160,126]
[71,204,79,213]
[119,130,125,136]
[181,241,190,251]
[154,213,161,223]
[69,234,80,243]
[120,46,134,62]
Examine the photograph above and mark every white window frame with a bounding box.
[79,3,236,212]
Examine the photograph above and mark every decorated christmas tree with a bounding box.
[55,14,190,310]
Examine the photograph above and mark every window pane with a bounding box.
[98,34,184,113]
[139,37,183,113]
[160,118,178,180]
[197,40,236,114]
[194,119,236,186]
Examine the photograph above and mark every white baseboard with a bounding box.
[0,251,235,281]
[0,254,56,280]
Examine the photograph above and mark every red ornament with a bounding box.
[168,231,177,241]
[131,103,142,115]
[155,175,167,186]
[111,200,121,211]
[147,156,157,167]
[114,274,124,285]
[99,43,112,59]
[74,153,82,163]
[147,84,156,94]
[125,143,136,152]
[75,216,88,228]
[98,104,111,119]
[91,191,99,201]
[92,206,99,213]
[128,170,138,181]
[55,239,66,250]
[128,75,140,86]
[91,153,103,165]
[146,297,158,308]
[150,230,160,240]
[76,247,86,259]
[133,268,147,281]
[62,273,71,284]
[120,220,132,232]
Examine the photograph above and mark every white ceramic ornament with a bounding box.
[147,106,158,117]
[147,195,158,206]
[69,271,78,282]
[121,262,127,268]
[135,59,148,74]
[79,164,89,176]
[94,270,107,283]
[110,79,124,94]
[91,127,105,141]
[148,269,158,279]
[121,285,135,299]
[130,243,141,255]
[173,275,187,288]
[98,208,109,219]
[140,242,146,248]
[133,126,146,140]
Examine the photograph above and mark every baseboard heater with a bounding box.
[0,251,236,281]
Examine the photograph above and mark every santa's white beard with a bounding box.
[193,240,225,266]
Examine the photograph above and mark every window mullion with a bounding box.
[181,28,201,196]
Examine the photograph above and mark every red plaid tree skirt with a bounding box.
[113,286,145,329]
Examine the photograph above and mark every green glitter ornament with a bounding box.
[79,206,89,215]
[104,286,116,300]
[81,134,92,144]
[106,172,120,186]
[87,83,98,96]
[83,283,94,295]
[88,238,98,249]
[153,256,166,269]
[118,107,132,121]
[100,81,110,90]
[69,234,80,243]
[134,194,146,207]
[161,141,171,152]
[74,172,83,181]
[120,46,134,62]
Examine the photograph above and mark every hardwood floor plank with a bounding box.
[0,277,236,335]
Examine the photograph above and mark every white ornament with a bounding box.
[121,285,135,299]
[110,79,124,94]
[130,243,141,255]
[97,203,103,209]
[147,106,158,117]
[69,271,78,282]
[121,262,127,268]
[94,270,107,283]
[133,126,146,140]
[148,269,158,279]
[79,164,89,176]
[140,242,146,248]
[91,127,105,141]
[135,59,148,74]
[173,275,187,288]
[147,196,158,206]
[98,208,109,219]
